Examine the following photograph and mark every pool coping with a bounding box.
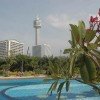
[0,75,47,80]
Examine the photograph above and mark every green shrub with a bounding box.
[21,71,35,76]
[0,70,3,76]
[9,71,18,76]
[3,71,9,77]
[34,69,46,74]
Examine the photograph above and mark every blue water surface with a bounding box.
[0,78,100,100]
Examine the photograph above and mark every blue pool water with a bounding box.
[0,78,46,100]
[0,78,100,100]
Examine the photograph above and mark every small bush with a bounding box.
[9,71,18,76]
[3,71,9,77]
[0,70,3,76]
[23,71,35,76]
[34,69,46,74]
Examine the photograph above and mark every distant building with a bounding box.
[0,40,23,59]
[32,44,52,57]
[32,16,52,57]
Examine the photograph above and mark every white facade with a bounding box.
[32,44,52,57]
[0,40,23,59]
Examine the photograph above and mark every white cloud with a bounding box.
[46,14,77,30]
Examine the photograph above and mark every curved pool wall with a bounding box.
[0,78,100,100]
[0,78,46,100]
[5,82,100,100]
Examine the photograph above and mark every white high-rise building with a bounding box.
[0,40,23,59]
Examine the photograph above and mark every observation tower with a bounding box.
[32,16,52,57]
[33,16,41,45]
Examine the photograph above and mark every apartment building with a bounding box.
[0,40,23,59]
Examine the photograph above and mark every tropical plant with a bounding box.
[10,54,33,72]
[0,56,16,76]
[47,9,100,100]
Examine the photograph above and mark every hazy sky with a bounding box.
[0,0,100,56]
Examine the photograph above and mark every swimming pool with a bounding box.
[0,78,100,100]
